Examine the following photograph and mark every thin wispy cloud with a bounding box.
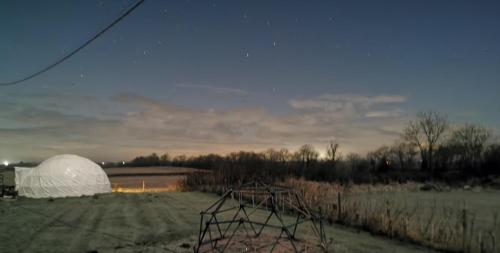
[174,84,249,96]
[289,94,407,111]
[365,110,403,118]
[288,94,407,120]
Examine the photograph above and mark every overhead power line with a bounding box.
[0,0,146,87]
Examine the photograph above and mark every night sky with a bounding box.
[1,0,499,162]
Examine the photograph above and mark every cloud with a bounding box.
[289,94,406,112]
[0,92,410,162]
[288,94,406,123]
[174,83,249,96]
[365,110,403,118]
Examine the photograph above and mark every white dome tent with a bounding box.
[14,154,112,198]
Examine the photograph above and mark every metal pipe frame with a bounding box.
[194,181,328,253]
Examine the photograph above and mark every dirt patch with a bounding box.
[197,232,325,253]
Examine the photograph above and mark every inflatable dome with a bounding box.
[15,154,111,198]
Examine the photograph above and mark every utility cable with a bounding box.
[0,0,146,86]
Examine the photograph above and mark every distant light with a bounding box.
[101,162,105,165]
[122,161,126,165]
[3,160,9,166]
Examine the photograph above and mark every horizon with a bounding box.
[1,0,499,162]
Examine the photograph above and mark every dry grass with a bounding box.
[283,178,500,253]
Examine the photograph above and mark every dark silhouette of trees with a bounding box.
[122,112,498,185]
[390,141,417,171]
[483,144,500,176]
[326,141,341,167]
[448,124,491,174]
[403,111,448,172]
[296,144,319,170]
[130,153,160,167]
[367,146,390,172]
[160,153,170,165]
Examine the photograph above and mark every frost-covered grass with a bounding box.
[0,192,436,253]
[286,178,500,253]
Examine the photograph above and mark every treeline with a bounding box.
[124,111,500,185]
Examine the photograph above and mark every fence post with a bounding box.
[252,193,255,208]
[386,201,392,238]
[337,192,341,221]
[462,208,467,253]
[282,193,285,213]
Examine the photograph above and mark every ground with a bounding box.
[0,192,436,253]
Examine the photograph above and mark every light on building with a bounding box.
[3,160,9,166]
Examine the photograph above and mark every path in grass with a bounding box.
[0,192,436,253]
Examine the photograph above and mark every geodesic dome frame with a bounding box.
[195,182,328,253]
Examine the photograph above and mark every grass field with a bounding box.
[0,192,437,253]
[349,189,500,230]
[284,179,500,253]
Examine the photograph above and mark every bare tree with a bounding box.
[345,153,362,171]
[389,141,417,170]
[367,145,390,170]
[326,141,341,166]
[296,144,319,169]
[277,148,291,163]
[449,123,491,172]
[160,153,170,165]
[264,148,281,162]
[403,111,448,172]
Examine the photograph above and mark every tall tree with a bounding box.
[389,141,417,170]
[296,144,319,169]
[326,141,341,166]
[483,144,500,175]
[403,111,448,172]
[160,153,170,165]
[264,148,281,163]
[277,148,291,163]
[449,124,490,173]
[367,146,391,172]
